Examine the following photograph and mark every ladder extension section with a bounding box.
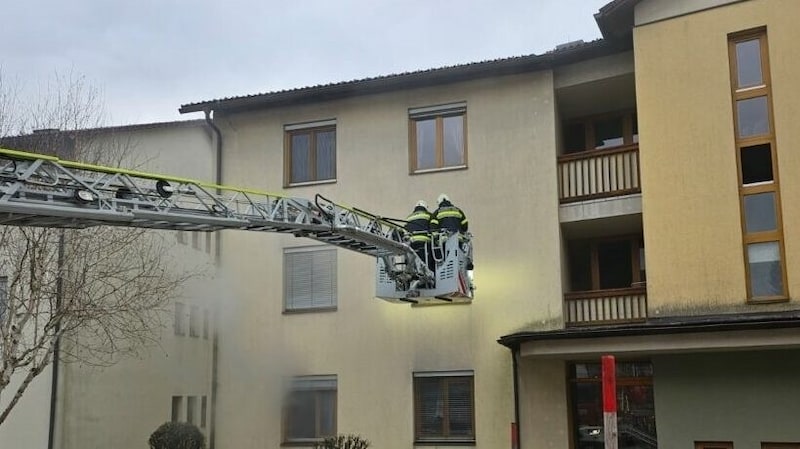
[0,148,432,282]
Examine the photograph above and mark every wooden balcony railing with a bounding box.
[558,144,640,203]
[564,286,647,326]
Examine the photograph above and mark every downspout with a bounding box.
[203,108,222,449]
[511,346,521,449]
[48,230,65,449]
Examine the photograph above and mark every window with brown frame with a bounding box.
[570,361,657,449]
[763,444,800,449]
[567,236,645,292]
[413,371,475,443]
[284,123,336,186]
[409,103,467,173]
[562,110,638,154]
[283,376,337,443]
[729,28,787,301]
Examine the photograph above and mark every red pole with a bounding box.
[602,355,618,449]
[511,422,518,449]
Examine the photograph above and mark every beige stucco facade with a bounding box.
[211,71,566,449]
[635,0,800,315]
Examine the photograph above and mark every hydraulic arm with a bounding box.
[0,147,473,303]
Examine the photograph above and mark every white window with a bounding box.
[174,302,186,336]
[171,396,183,422]
[186,396,197,424]
[284,247,337,311]
[203,309,210,339]
[189,305,200,338]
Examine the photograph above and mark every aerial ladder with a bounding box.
[0,147,474,304]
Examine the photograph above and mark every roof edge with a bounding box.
[594,0,639,40]
[180,39,625,115]
[498,310,800,349]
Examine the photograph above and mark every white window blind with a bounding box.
[284,247,337,310]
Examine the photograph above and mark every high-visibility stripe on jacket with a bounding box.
[433,200,468,233]
[405,205,433,242]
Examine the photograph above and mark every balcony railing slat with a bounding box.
[564,286,647,326]
[558,144,640,204]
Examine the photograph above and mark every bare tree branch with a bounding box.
[0,68,204,425]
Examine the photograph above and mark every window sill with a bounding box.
[281,440,322,447]
[747,296,789,304]
[285,179,337,188]
[414,440,476,446]
[283,306,337,315]
[410,165,468,175]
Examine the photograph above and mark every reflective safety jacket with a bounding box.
[405,205,434,243]
[433,200,468,234]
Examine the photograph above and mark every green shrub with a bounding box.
[148,422,205,449]
[314,434,370,449]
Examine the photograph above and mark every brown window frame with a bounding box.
[567,235,645,292]
[562,110,638,154]
[282,376,337,444]
[729,28,788,302]
[695,443,733,449]
[408,105,468,173]
[283,125,337,187]
[763,444,800,449]
[413,372,475,443]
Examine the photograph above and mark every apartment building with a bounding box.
[0,120,220,449]
[177,6,629,449]
[3,1,799,449]
[177,1,800,448]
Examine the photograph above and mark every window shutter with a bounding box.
[409,102,467,119]
[414,373,475,441]
[416,377,444,438]
[285,248,337,310]
[312,248,336,307]
[447,378,474,437]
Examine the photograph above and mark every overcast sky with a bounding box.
[4,0,611,127]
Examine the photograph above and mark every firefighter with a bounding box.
[405,200,435,271]
[432,193,468,234]
[433,193,473,270]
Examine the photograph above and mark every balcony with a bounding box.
[564,286,647,326]
[557,143,640,204]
